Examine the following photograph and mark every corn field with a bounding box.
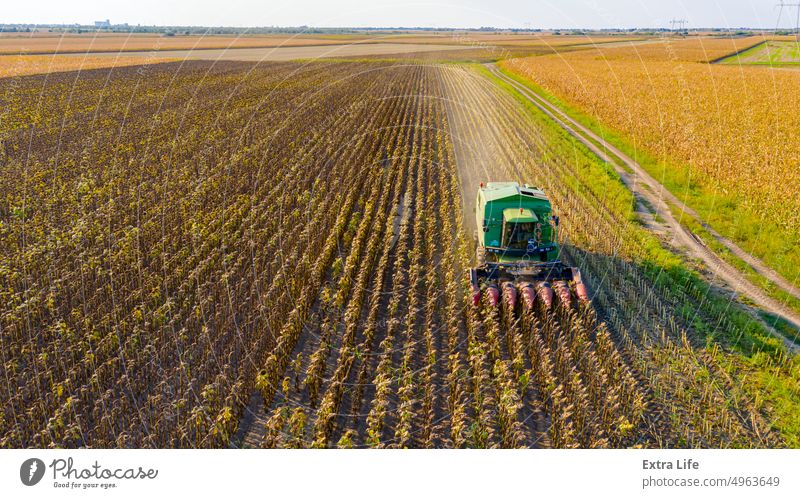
[501,37,800,283]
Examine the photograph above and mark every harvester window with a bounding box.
[504,222,535,249]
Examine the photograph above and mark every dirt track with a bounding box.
[486,63,800,343]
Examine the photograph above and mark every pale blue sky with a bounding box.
[1,1,791,29]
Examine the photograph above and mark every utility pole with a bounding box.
[776,1,800,33]
[669,19,688,33]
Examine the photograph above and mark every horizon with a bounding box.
[0,23,785,31]
[2,1,794,31]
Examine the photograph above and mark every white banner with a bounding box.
[1,449,796,498]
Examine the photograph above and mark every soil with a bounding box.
[60,43,473,62]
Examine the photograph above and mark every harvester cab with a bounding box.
[469,182,588,309]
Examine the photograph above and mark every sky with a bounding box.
[1,1,793,30]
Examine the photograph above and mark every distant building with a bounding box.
[94,19,111,28]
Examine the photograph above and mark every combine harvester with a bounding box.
[469,182,589,311]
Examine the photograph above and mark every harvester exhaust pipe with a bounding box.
[518,283,537,310]
[536,282,554,310]
[502,282,518,309]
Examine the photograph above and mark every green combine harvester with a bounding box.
[469,182,588,309]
